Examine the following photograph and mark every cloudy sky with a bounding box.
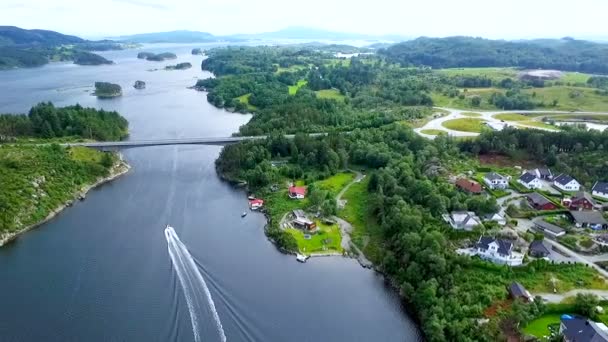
[1,0,607,39]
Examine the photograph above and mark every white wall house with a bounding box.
[483,172,509,190]
[553,174,581,192]
[592,182,608,200]
[475,236,523,266]
[518,172,542,190]
[442,211,482,231]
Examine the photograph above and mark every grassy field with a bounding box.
[442,118,487,132]
[288,80,307,95]
[522,313,562,338]
[431,88,498,110]
[69,146,104,163]
[316,172,355,196]
[338,177,383,263]
[549,114,608,122]
[275,64,309,74]
[558,72,591,85]
[522,86,608,112]
[461,112,482,117]
[493,113,533,121]
[420,129,446,135]
[235,93,257,111]
[437,67,519,82]
[516,121,560,130]
[316,89,346,101]
[286,221,343,254]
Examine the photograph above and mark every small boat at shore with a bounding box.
[241,212,247,218]
[296,254,309,263]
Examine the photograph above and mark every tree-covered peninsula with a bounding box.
[94,82,123,98]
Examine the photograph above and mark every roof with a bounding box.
[529,240,551,255]
[572,192,598,206]
[451,211,481,226]
[537,167,552,177]
[289,186,306,196]
[249,199,264,205]
[593,182,608,194]
[455,178,483,193]
[534,220,566,235]
[554,173,576,186]
[292,209,306,218]
[484,172,505,181]
[508,282,530,298]
[569,211,608,225]
[476,236,512,255]
[527,192,552,206]
[483,213,505,222]
[519,172,538,184]
[561,317,608,342]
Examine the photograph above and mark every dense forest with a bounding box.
[380,37,608,74]
[198,45,608,341]
[0,102,128,141]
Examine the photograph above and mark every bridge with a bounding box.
[61,133,327,150]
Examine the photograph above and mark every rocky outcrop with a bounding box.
[133,80,146,89]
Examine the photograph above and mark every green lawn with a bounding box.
[549,114,608,122]
[436,67,519,82]
[288,80,308,95]
[275,64,309,74]
[522,314,562,338]
[69,146,105,163]
[461,112,482,117]
[235,93,257,111]
[286,221,343,254]
[522,86,608,112]
[516,121,559,130]
[442,118,487,132]
[316,172,355,196]
[338,177,383,263]
[559,72,592,85]
[493,113,533,121]
[420,129,447,135]
[316,89,346,101]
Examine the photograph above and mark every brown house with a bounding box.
[456,178,483,194]
[568,192,597,211]
[526,192,558,211]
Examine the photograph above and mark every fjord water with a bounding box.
[0,44,421,341]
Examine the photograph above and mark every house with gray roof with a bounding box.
[483,172,509,190]
[554,173,581,192]
[529,240,551,258]
[569,211,608,230]
[508,282,534,302]
[518,172,541,190]
[560,316,608,342]
[592,182,608,200]
[474,236,523,266]
[533,219,566,238]
[442,211,482,231]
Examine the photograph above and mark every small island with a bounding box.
[133,80,146,89]
[165,62,192,70]
[191,48,203,55]
[137,52,177,61]
[73,51,113,66]
[94,82,122,98]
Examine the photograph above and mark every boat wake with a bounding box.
[165,225,226,342]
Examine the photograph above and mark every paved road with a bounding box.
[535,289,608,303]
[415,107,608,139]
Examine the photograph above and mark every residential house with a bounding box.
[592,182,608,200]
[291,210,317,231]
[482,213,507,226]
[518,172,542,190]
[532,167,553,180]
[526,192,558,211]
[533,219,566,238]
[483,172,509,190]
[568,211,608,230]
[455,178,483,195]
[507,282,534,302]
[529,240,551,258]
[249,198,264,210]
[567,192,599,211]
[554,174,581,192]
[474,236,523,266]
[288,186,307,199]
[560,316,608,342]
[442,211,482,231]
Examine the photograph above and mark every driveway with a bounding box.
[535,289,608,303]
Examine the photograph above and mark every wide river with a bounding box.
[0,44,421,341]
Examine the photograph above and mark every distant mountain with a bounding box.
[229,26,407,42]
[116,30,226,43]
[0,26,84,46]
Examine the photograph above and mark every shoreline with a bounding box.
[0,158,131,247]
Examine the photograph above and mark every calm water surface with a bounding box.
[0,44,421,341]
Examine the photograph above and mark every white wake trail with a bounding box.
[165,226,227,342]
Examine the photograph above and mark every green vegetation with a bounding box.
[94,82,122,98]
[165,62,192,70]
[137,52,177,61]
[191,48,203,55]
[288,80,307,95]
[516,121,559,130]
[522,313,561,338]
[235,93,257,111]
[316,172,354,196]
[420,129,446,135]
[73,51,113,66]
[493,113,532,121]
[285,221,343,254]
[315,89,345,101]
[461,112,482,117]
[442,118,487,132]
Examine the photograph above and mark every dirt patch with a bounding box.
[519,69,564,80]
[478,153,537,169]
[484,299,512,317]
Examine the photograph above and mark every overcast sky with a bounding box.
[1,0,607,39]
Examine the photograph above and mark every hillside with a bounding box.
[380,36,608,74]
[117,30,219,43]
[0,26,84,46]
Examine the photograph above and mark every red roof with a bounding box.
[455,178,483,194]
[249,199,264,205]
[289,186,307,196]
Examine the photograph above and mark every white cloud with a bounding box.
[0,0,607,39]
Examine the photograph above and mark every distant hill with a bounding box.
[0,26,84,46]
[116,30,223,43]
[380,36,608,74]
[229,26,407,42]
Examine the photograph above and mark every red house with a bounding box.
[455,178,483,194]
[249,199,264,210]
[568,192,597,211]
[288,186,307,199]
[526,192,558,211]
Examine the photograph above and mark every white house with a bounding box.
[483,172,509,190]
[442,211,482,231]
[474,236,523,266]
[482,213,507,226]
[553,174,581,192]
[518,172,542,190]
[592,182,608,200]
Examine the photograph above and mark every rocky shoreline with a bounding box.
[0,159,131,247]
